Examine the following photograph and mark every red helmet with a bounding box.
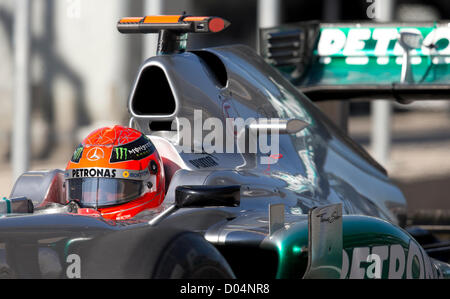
[65,125,165,220]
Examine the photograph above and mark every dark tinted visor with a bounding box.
[66,178,144,209]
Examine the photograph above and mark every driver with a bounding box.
[64,125,165,220]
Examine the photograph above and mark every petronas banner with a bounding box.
[260,22,450,100]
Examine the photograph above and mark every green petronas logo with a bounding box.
[115,147,128,160]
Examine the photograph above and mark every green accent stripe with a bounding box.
[2,197,11,213]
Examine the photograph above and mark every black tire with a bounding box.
[152,231,235,279]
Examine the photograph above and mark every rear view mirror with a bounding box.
[175,185,240,208]
[398,31,423,86]
[398,31,423,50]
[149,185,240,226]
[0,197,34,214]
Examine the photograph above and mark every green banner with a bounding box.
[271,23,450,87]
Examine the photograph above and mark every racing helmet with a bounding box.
[65,125,165,220]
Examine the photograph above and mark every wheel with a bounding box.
[152,231,235,279]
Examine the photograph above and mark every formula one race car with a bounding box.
[2,15,450,279]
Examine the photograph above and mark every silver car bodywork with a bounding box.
[130,45,406,225]
[5,41,441,279]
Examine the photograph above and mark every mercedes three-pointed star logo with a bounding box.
[86,147,105,161]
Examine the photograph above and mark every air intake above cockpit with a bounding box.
[130,65,176,117]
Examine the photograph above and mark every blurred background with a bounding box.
[0,0,449,220]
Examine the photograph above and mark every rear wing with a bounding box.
[259,22,450,102]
